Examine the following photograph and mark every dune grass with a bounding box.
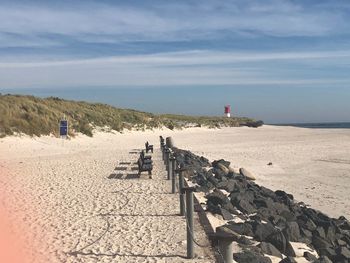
[0,94,262,137]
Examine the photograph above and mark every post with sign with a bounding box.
[59,118,68,139]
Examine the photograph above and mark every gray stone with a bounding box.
[258,242,283,258]
[336,246,350,260]
[217,162,230,175]
[279,257,297,263]
[238,199,256,215]
[240,168,256,180]
[266,231,288,255]
[219,207,234,220]
[254,222,277,242]
[283,221,301,242]
[227,222,254,236]
[313,256,333,263]
[303,251,317,261]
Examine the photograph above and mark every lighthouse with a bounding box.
[224,105,231,118]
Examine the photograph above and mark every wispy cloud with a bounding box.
[1,50,350,68]
[0,1,350,90]
[0,50,349,88]
[0,0,346,48]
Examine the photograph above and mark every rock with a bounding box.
[216,226,240,241]
[300,218,317,232]
[237,236,253,245]
[313,256,333,263]
[232,167,241,174]
[207,173,219,186]
[279,210,296,222]
[267,162,273,166]
[212,159,230,169]
[217,163,230,175]
[314,227,326,239]
[336,238,347,246]
[253,198,269,209]
[233,249,272,263]
[240,168,256,180]
[258,242,283,258]
[300,227,313,239]
[279,257,297,263]
[174,147,350,262]
[222,202,239,215]
[254,222,278,242]
[269,215,287,229]
[266,231,291,256]
[285,241,296,257]
[312,235,332,251]
[275,190,294,205]
[227,222,254,236]
[304,251,317,261]
[219,207,234,220]
[237,199,256,215]
[258,207,275,219]
[283,221,301,242]
[336,246,350,260]
[231,189,255,204]
[325,225,336,243]
[217,179,237,192]
[206,189,229,206]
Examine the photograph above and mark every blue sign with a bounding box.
[60,120,68,136]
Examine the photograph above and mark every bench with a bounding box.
[145,141,154,153]
[138,150,153,178]
[140,150,151,161]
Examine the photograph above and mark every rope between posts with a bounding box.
[183,205,212,248]
[168,158,211,248]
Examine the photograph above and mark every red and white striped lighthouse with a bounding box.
[224,105,231,118]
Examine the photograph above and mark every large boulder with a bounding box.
[303,251,318,261]
[219,207,234,220]
[231,166,241,174]
[313,256,333,263]
[226,222,254,236]
[240,168,256,180]
[212,159,230,169]
[266,231,296,256]
[253,222,278,242]
[335,246,350,261]
[217,179,237,192]
[258,242,283,258]
[206,189,230,206]
[233,249,272,263]
[217,163,230,175]
[283,221,301,242]
[279,257,297,263]
[237,199,256,215]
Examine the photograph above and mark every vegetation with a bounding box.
[0,94,263,138]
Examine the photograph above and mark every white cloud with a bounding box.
[0,50,349,88]
[1,50,350,68]
[0,0,346,48]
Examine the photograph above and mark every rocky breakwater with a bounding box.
[173,148,350,263]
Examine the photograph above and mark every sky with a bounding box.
[0,0,350,123]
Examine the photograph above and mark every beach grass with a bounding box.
[0,94,262,137]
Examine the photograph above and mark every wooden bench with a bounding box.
[140,150,151,161]
[145,141,154,153]
[138,150,153,178]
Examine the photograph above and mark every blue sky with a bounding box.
[0,0,350,122]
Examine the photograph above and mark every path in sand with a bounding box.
[0,133,214,263]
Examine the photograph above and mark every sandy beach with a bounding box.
[0,125,349,262]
